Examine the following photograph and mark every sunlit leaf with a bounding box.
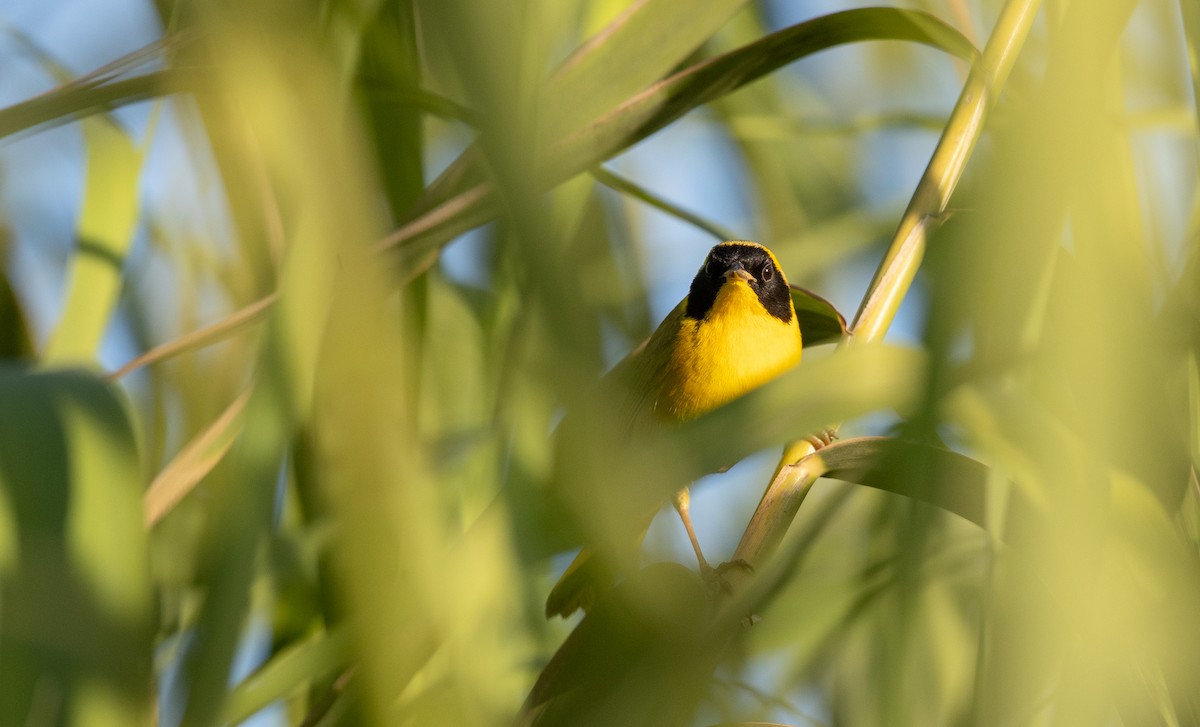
[44,115,143,364]
[548,344,926,562]
[4,0,1198,725]
[541,0,752,140]
[384,8,978,265]
[0,366,152,725]
[1180,0,1200,124]
[545,7,976,179]
[222,628,351,726]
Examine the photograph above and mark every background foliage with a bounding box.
[1,0,1198,726]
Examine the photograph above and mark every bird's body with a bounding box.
[545,241,803,618]
[658,268,802,419]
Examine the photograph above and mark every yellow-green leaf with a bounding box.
[0,366,152,726]
[44,117,143,364]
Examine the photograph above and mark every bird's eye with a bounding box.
[761,262,774,281]
[705,259,715,277]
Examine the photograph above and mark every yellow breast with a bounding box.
[657,278,802,420]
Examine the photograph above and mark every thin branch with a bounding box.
[592,166,739,242]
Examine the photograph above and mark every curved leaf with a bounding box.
[412,0,753,221]
[544,7,977,182]
[810,436,992,528]
[0,71,187,142]
[0,32,191,142]
[567,346,927,551]
[385,8,978,266]
[519,561,712,726]
[792,285,847,347]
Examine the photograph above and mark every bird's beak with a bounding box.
[723,262,756,284]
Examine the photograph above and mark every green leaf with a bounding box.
[540,0,752,140]
[543,7,977,182]
[44,115,144,364]
[222,628,351,726]
[0,365,152,725]
[355,1,426,219]
[520,562,712,727]
[0,30,192,142]
[791,284,847,347]
[547,345,927,561]
[811,436,992,529]
[0,71,186,142]
[411,0,752,223]
[385,8,978,267]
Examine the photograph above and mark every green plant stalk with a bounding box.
[732,0,1044,568]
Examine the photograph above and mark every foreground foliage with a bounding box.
[0,1,1198,725]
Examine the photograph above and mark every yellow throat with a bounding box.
[658,243,803,420]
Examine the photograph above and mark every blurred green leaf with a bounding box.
[519,562,712,727]
[172,2,390,720]
[0,366,152,725]
[412,0,753,223]
[0,32,192,141]
[354,0,425,219]
[383,7,979,266]
[0,70,190,142]
[541,0,751,140]
[545,7,976,180]
[222,627,351,726]
[549,344,926,562]
[812,436,991,529]
[44,115,143,364]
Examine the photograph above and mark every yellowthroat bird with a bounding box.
[545,241,804,618]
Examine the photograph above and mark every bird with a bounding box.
[545,240,805,619]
